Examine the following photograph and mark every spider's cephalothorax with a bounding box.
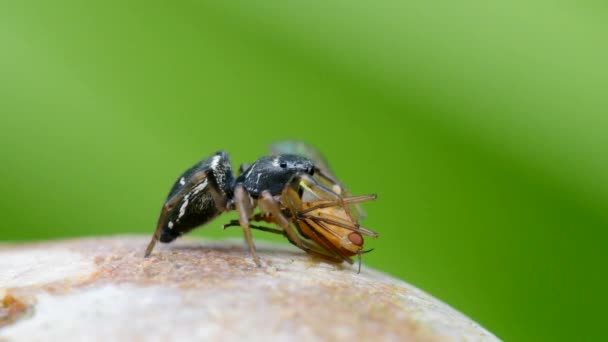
[145,142,378,269]
[235,155,315,197]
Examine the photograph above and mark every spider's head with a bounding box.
[237,154,314,197]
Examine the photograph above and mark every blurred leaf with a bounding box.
[1,1,607,341]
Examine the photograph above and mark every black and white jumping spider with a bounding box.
[144,142,377,267]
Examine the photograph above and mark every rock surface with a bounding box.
[0,236,500,341]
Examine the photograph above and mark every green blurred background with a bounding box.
[1,1,607,340]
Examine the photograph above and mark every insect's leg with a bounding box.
[313,167,343,193]
[295,238,351,264]
[222,212,271,229]
[298,219,355,265]
[230,194,350,265]
[222,220,241,230]
[257,190,344,261]
[314,167,367,219]
[234,184,261,266]
[280,238,347,264]
[245,224,285,235]
[303,214,379,237]
[145,170,213,257]
[294,193,378,237]
[293,173,358,223]
[278,185,354,265]
[298,194,377,216]
[230,218,349,263]
[222,216,284,236]
[251,224,350,263]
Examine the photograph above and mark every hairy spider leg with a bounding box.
[233,184,261,266]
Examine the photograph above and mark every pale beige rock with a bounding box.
[0,236,500,341]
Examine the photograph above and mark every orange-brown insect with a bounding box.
[282,176,378,270]
[224,184,377,271]
[223,145,378,272]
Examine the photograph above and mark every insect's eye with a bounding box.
[279,162,287,168]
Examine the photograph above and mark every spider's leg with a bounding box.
[258,190,306,248]
[234,184,261,266]
[145,170,215,257]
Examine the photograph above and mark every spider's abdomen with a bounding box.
[158,151,234,243]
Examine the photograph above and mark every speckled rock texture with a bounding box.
[0,236,500,341]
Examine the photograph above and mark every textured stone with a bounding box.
[0,236,500,341]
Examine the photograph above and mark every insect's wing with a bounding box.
[270,140,335,179]
[290,180,378,261]
[271,141,368,219]
[270,141,344,196]
[298,183,377,238]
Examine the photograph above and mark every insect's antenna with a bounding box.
[356,249,375,274]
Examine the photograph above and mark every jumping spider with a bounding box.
[144,142,378,269]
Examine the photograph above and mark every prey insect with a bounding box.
[270,141,369,219]
[144,142,377,269]
[223,174,378,271]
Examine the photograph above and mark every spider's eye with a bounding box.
[279,162,287,168]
